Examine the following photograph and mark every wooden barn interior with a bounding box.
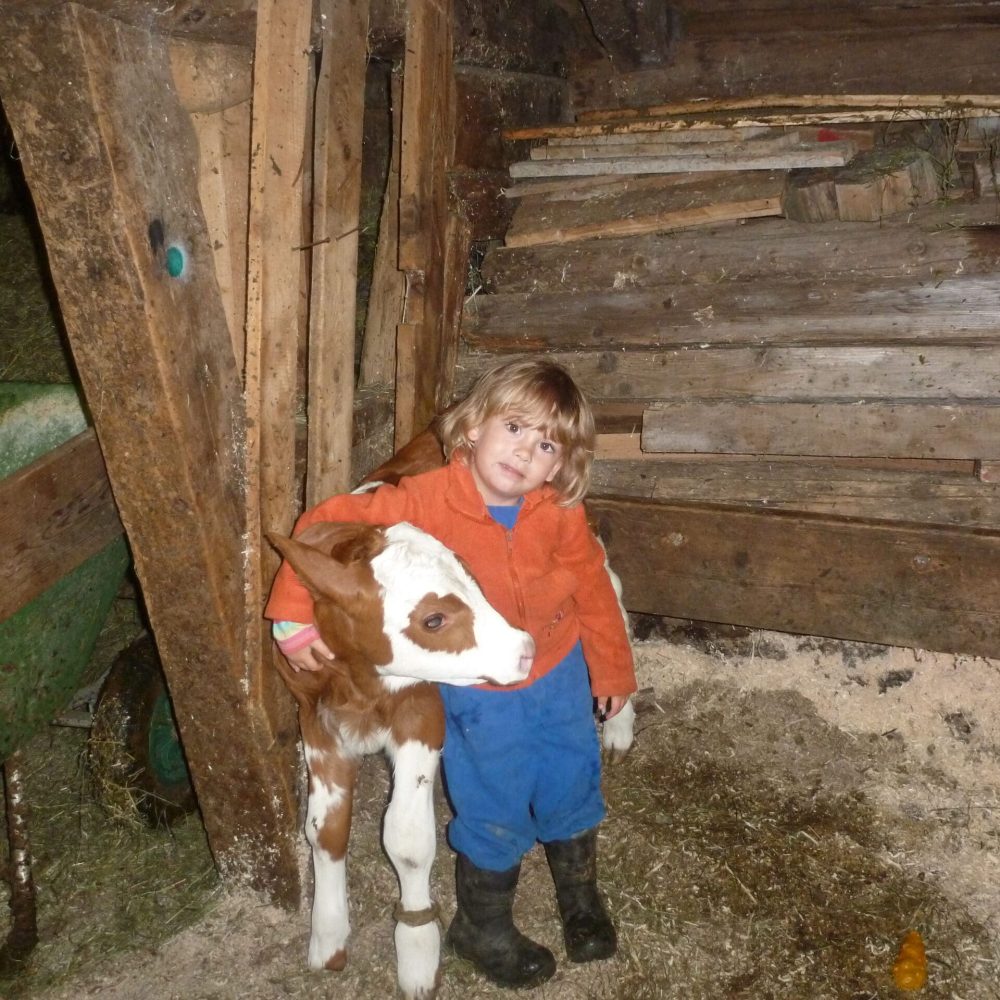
[1,0,999,917]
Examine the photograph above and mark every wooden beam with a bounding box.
[530,131,802,159]
[463,277,1000,349]
[642,402,1000,460]
[592,455,992,528]
[504,170,786,248]
[305,0,370,504]
[481,202,1000,293]
[435,208,473,413]
[0,430,122,622]
[397,0,455,442]
[509,139,855,177]
[0,4,301,903]
[589,495,1000,659]
[360,67,404,389]
[454,345,1000,401]
[504,107,1000,142]
[576,94,1000,122]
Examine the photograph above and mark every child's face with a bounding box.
[466,413,563,506]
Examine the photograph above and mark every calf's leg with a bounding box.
[384,737,442,1000]
[302,728,358,972]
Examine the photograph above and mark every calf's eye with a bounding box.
[423,613,445,630]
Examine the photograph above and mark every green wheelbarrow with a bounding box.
[0,383,195,969]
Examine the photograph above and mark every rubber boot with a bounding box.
[543,828,618,962]
[446,853,556,988]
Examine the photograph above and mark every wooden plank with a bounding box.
[547,125,773,145]
[572,23,1000,113]
[588,496,1000,659]
[243,0,314,879]
[454,345,1000,401]
[463,277,1000,350]
[0,5,301,903]
[509,140,854,177]
[531,131,802,159]
[305,0,370,505]
[978,461,1000,483]
[482,202,1000,293]
[504,170,789,248]
[595,435,975,476]
[504,108,1000,142]
[505,198,782,247]
[397,0,454,442]
[576,94,1000,122]
[0,430,123,622]
[642,401,1000,460]
[359,67,404,389]
[394,320,420,449]
[505,170,786,245]
[592,456,995,529]
[435,209,473,414]
[503,170,719,201]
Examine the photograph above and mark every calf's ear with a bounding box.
[267,531,374,604]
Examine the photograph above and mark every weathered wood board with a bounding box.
[641,402,1000,460]
[509,139,855,177]
[305,0,370,504]
[0,430,123,621]
[0,4,301,904]
[505,171,786,248]
[591,455,995,530]
[481,203,1000,293]
[464,276,1000,350]
[454,346,1000,401]
[588,495,1000,659]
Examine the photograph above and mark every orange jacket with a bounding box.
[265,459,637,698]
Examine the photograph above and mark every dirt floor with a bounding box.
[5,622,1000,1000]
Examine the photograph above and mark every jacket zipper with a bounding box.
[504,523,527,625]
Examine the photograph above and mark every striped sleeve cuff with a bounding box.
[272,621,320,654]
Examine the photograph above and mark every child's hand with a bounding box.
[284,637,336,673]
[596,695,629,722]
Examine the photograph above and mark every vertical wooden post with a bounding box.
[0,4,301,905]
[397,0,456,443]
[360,68,405,391]
[243,0,314,765]
[305,0,371,505]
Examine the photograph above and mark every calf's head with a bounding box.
[269,521,534,687]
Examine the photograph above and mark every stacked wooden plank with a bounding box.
[502,95,1000,241]
[458,97,1000,656]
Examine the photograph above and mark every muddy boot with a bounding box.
[544,828,617,963]
[446,853,556,988]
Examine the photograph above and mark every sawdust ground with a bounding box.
[7,624,1000,1000]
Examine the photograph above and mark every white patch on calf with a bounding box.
[372,522,533,686]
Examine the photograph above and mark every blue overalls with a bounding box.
[438,501,605,871]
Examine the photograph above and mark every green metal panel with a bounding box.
[0,383,129,759]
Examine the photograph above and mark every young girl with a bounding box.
[265,360,636,989]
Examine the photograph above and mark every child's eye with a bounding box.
[505,421,520,434]
[540,441,556,453]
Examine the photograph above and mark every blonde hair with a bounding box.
[438,360,596,506]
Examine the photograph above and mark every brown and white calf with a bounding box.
[269,519,534,1000]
